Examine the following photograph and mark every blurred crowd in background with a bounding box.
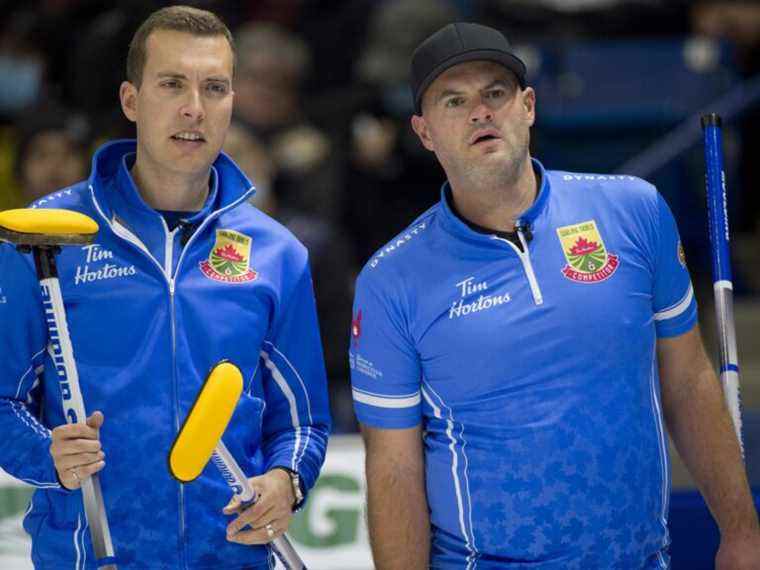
[1,0,759,433]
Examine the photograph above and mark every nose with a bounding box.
[180,88,205,122]
[469,96,493,124]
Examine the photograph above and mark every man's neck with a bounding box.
[130,157,211,212]
[448,157,538,233]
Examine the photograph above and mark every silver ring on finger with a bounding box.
[265,523,275,539]
[70,468,80,482]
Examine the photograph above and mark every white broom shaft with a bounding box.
[41,275,117,568]
[213,441,307,569]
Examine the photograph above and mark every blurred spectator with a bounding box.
[223,120,357,432]
[296,0,375,96]
[280,211,357,433]
[233,22,341,221]
[223,121,277,213]
[0,11,49,119]
[13,103,90,204]
[344,0,460,262]
[67,5,153,136]
[692,1,760,54]
[0,126,23,211]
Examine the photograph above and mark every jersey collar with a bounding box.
[439,157,551,243]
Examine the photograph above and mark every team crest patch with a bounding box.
[200,229,258,283]
[556,220,619,283]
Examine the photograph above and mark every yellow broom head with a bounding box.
[169,361,243,482]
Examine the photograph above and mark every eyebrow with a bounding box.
[156,72,231,85]
[434,78,514,104]
[435,88,464,104]
[157,72,188,80]
[483,79,512,90]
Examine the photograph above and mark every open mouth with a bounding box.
[470,130,501,145]
[171,132,206,143]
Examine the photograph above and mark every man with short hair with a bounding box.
[350,22,760,569]
[0,6,330,568]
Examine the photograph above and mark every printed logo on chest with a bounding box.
[200,229,258,283]
[74,244,137,285]
[556,219,619,283]
[449,277,511,319]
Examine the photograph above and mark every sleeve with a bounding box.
[258,258,331,502]
[0,244,61,488]
[349,269,422,429]
[652,192,698,338]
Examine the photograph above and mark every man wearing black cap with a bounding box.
[349,22,760,569]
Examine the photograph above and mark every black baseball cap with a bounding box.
[410,22,527,114]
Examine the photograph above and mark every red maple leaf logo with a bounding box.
[570,237,599,256]
[214,243,244,262]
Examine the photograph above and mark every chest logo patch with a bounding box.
[556,220,619,283]
[200,229,258,283]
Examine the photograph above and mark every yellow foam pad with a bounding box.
[169,361,244,482]
[0,209,99,236]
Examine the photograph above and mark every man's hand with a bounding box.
[49,411,105,490]
[223,468,295,544]
[716,532,760,569]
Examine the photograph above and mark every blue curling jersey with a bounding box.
[349,160,697,569]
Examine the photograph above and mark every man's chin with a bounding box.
[472,147,509,164]
[172,147,220,170]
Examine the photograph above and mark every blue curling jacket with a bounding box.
[0,140,331,569]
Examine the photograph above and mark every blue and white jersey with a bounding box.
[350,160,696,569]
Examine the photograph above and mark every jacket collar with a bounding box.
[88,139,255,223]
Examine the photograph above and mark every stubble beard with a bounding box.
[460,129,530,191]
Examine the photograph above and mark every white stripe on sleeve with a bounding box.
[14,347,46,399]
[654,283,693,321]
[261,350,304,470]
[352,389,421,409]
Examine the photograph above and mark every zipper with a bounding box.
[170,282,184,568]
[492,226,543,305]
[159,218,187,569]
[106,210,188,567]
[89,184,254,568]
[158,197,256,569]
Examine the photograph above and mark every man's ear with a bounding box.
[522,87,536,128]
[120,81,138,123]
[411,114,435,152]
